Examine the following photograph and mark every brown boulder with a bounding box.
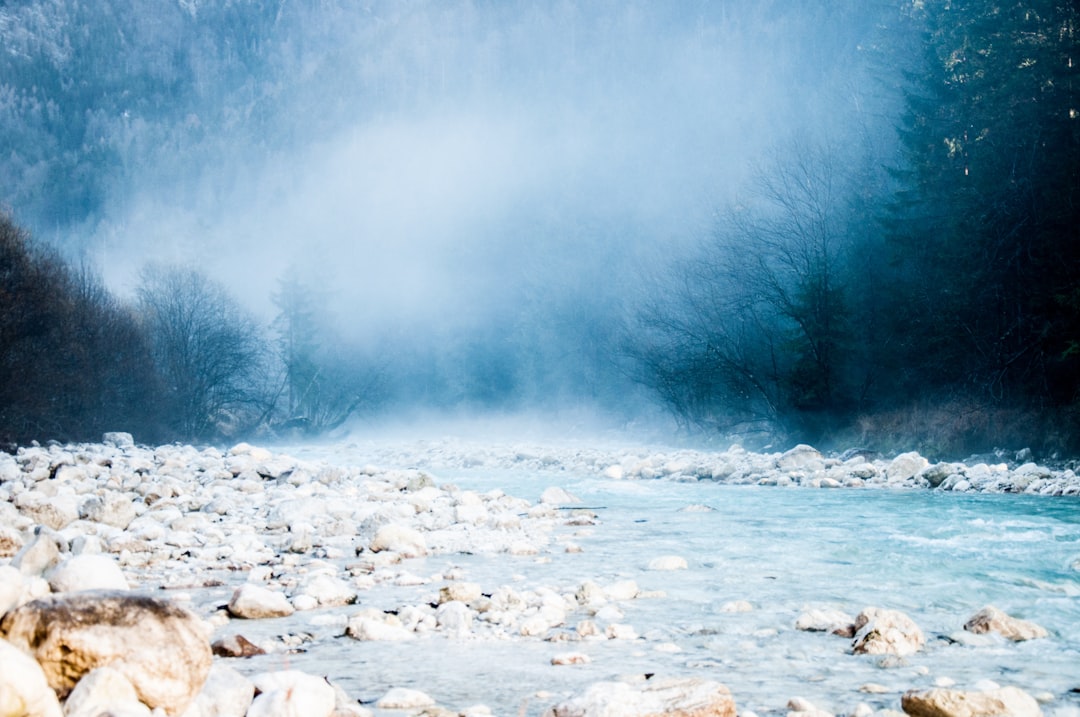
[963,606,1048,641]
[0,590,212,716]
[901,686,1042,717]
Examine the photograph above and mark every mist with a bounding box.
[1,0,920,438]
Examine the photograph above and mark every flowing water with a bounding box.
[220,447,1080,716]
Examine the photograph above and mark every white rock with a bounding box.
[63,665,150,717]
[294,573,356,607]
[605,623,638,640]
[546,677,736,717]
[647,555,688,571]
[11,527,63,577]
[247,671,335,717]
[604,580,639,601]
[439,582,483,604]
[719,600,753,613]
[0,637,64,717]
[851,607,924,656]
[796,608,855,634]
[551,652,591,665]
[0,565,27,615]
[436,600,474,636]
[887,452,929,482]
[346,610,415,641]
[79,493,138,529]
[186,663,255,717]
[786,696,833,717]
[369,524,428,558]
[540,486,581,505]
[777,445,824,471]
[602,465,624,480]
[376,687,436,709]
[227,583,295,619]
[48,554,130,593]
[102,432,135,448]
[14,491,79,530]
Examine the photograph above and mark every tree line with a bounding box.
[631,0,1080,456]
[0,213,385,447]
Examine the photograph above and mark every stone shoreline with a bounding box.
[1,433,1076,717]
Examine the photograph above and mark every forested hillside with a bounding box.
[1,1,1077,456]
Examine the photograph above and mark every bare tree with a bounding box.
[632,139,863,441]
[137,264,266,440]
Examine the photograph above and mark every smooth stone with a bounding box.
[63,665,150,717]
[647,555,688,571]
[436,600,474,636]
[47,554,130,593]
[79,493,138,529]
[851,607,925,657]
[346,610,415,641]
[963,605,1048,641]
[247,671,335,717]
[0,590,212,715]
[227,583,295,619]
[540,486,581,505]
[787,696,833,717]
[294,573,357,607]
[439,582,483,604]
[376,687,436,709]
[102,432,135,448]
[887,452,930,482]
[0,637,64,717]
[369,524,428,558]
[796,608,856,634]
[551,652,591,665]
[184,663,255,717]
[546,677,737,717]
[900,686,1042,717]
[603,580,639,601]
[14,492,80,531]
[0,566,27,615]
[210,634,266,658]
[11,527,64,577]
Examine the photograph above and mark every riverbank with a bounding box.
[2,434,1078,716]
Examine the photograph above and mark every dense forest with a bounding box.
[1,1,1078,457]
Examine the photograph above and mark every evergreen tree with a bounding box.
[886,0,1080,408]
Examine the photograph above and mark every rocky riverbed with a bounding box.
[1,432,1079,717]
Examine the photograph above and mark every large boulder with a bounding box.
[963,606,1048,641]
[0,637,64,717]
[901,686,1042,717]
[544,677,737,717]
[0,591,212,716]
[851,607,924,656]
